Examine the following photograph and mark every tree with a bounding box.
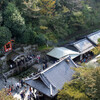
[0,27,12,48]
[4,3,25,40]
[23,0,40,11]
[58,67,100,100]
[21,28,30,44]
[58,0,83,13]
[0,12,3,26]
[39,0,56,16]
[0,89,15,100]
[22,0,40,18]
[21,25,36,44]
[91,38,100,55]
[35,33,46,45]
[58,83,89,100]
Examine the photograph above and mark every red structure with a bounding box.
[4,40,14,52]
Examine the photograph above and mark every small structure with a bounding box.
[3,51,34,78]
[87,30,100,45]
[65,38,95,61]
[25,56,78,99]
[6,51,25,68]
[47,47,80,60]
[22,45,38,55]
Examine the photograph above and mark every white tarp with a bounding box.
[47,47,80,59]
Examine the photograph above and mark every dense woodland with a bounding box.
[0,0,100,48]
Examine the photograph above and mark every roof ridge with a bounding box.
[40,74,56,89]
[87,30,100,36]
[40,56,69,74]
[73,38,87,44]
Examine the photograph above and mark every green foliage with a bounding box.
[39,0,56,16]
[62,6,70,13]
[58,83,89,100]
[21,29,30,44]
[35,34,46,46]
[91,38,100,55]
[0,0,100,47]
[0,27,12,48]
[0,89,16,100]
[98,38,100,44]
[73,67,100,99]
[21,25,36,44]
[91,44,100,55]
[58,67,100,100]
[77,62,86,66]
[0,12,3,25]
[4,3,25,39]
[38,45,53,51]
[23,0,39,10]
[69,12,86,31]
[40,26,48,30]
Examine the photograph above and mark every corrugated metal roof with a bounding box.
[72,38,94,53]
[87,30,100,45]
[25,56,77,97]
[47,47,79,59]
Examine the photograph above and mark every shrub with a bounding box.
[35,34,46,46]
[0,27,12,48]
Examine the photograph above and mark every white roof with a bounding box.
[73,38,94,53]
[47,47,79,59]
[87,30,100,45]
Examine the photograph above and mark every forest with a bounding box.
[0,0,100,48]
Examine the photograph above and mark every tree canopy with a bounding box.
[4,2,25,41]
[57,67,100,100]
[0,27,12,48]
[0,0,100,47]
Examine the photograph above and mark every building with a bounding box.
[47,47,80,60]
[87,30,100,45]
[25,56,78,99]
[65,38,95,61]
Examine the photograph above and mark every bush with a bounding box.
[91,46,100,55]
[98,38,100,44]
[0,26,12,48]
[35,34,46,46]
